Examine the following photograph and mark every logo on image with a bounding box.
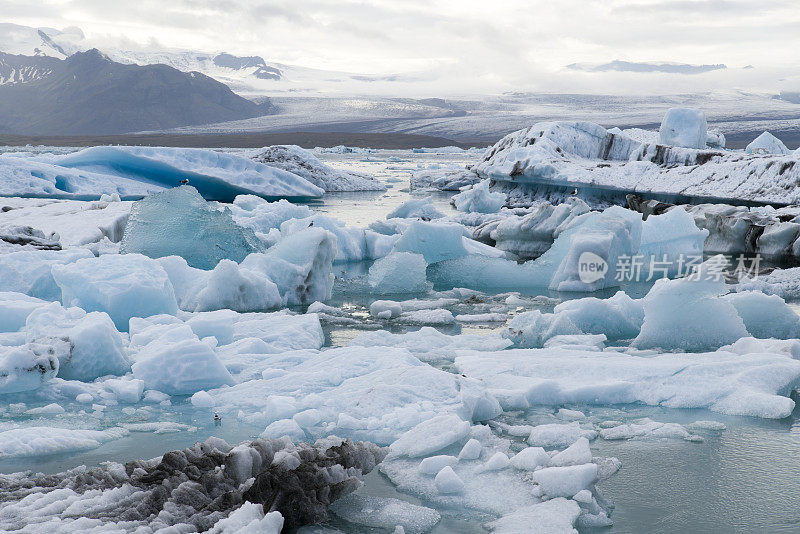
[578,251,608,284]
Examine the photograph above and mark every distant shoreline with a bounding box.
[0,131,493,150]
[0,126,795,151]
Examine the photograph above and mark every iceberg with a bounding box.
[386,197,445,220]
[738,267,800,299]
[0,345,58,394]
[410,165,481,191]
[368,252,432,294]
[393,220,504,264]
[482,198,590,259]
[240,227,337,305]
[0,248,93,300]
[0,436,383,532]
[451,179,505,213]
[430,203,706,294]
[24,302,130,380]
[657,107,708,149]
[250,145,386,191]
[120,185,265,270]
[52,145,325,200]
[131,323,234,395]
[632,259,748,351]
[475,120,800,207]
[745,131,790,155]
[52,253,179,331]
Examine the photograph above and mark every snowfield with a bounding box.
[2,128,800,533]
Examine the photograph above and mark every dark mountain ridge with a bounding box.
[0,49,273,135]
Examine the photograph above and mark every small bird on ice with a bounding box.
[180,178,190,185]
[214,412,222,425]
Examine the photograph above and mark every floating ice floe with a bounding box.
[0,195,130,248]
[368,252,432,294]
[386,196,445,220]
[52,253,179,331]
[452,179,506,213]
[738,267,800,299]
[410,164,482,191]
[207,345,499,442]
[2,146,325,201]
[745,131,791,155]
[475,118,800,207]
[0,426,129,457]
[249,145,386,191]
[454,344,800,418]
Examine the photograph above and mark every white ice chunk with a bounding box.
[0,426,127,457]
[528,423,595,449]
[330,495,440,534]
[458,438,483,460]
[369,300,403,319]
[745,131,790,155]
[368,252,431,294]
[387,197,444,220]
[532,463,597,498]
[250,145,385,191]
[452,179,505,213]
[191,390,215,408]
[724,291,800,339]
[52,253,178,331]
[419,455,459,475]
[0,249,93,300]
[548,437,592,467]
[658,108,708,149]
[24,302,130,380]
[208,502,284,534]
[632,258,748,351]
[240,227,336,305]
[486,498,581,534]
[434,465,465,494]
[390,415,471,457]
[510,447,550,470]
[0,345,58,394]
[484,451,511,471]
[455,346,800,418]
[131,324,234,395]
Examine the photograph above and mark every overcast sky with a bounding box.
[4,0,800,95]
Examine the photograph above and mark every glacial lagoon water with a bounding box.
[3,148,800,533]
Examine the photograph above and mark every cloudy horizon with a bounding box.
[3,0,800,96]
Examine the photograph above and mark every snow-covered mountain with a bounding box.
[0,23,285,90]
[0,49,273,135]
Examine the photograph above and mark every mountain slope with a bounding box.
[0,49,273,135]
